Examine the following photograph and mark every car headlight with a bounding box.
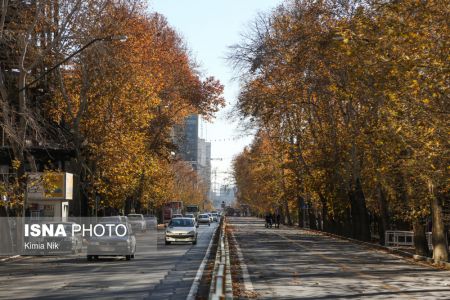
[188,231,195,235]
[166,230,173,234]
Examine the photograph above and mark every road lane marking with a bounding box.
[186,224,218,300]
[229,227,254,292]
[273,231,418,300]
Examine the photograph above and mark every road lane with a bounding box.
[0,222,218,300]
[229,217,450,299]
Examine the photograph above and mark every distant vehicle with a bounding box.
[207,213,213,222]
[99,216,128,224]
[143,215,157,230]
[185,214,197,226]
[211,213,219,222]
[165,218,198,245]
[198,214,211,226]
[87,222,136,261]
[186,205,199,217]
[127,214,146,232]
[47,222,83,254]
[163,201,183,223]
[172,214,183,219]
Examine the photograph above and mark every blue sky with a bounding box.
[150,0,282,187]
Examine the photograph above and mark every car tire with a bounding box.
[125,255,131,261]
[165,240,171,245]
[87,255,93,261]
[208,223,210,226]
[193,239,197,245]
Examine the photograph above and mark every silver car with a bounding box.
[144,215,157,230]
[45,222,83,255]
[211,213,219,222]
[165,218,198,245]
[87,222,136,261]
[127,214,146,232]
[197,214,211,226]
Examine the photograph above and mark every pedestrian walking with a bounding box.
[265,213,272,228]
[276,213,281,228]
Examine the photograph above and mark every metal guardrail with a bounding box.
[209,219,232,300]
[385,230,414,247]
[385,230,436,250]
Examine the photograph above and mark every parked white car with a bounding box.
[127,214,146,232]
[165,217,198,245]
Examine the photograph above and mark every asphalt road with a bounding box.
[0,222,218,300]
[229,217,450,299]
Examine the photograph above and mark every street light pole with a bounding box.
[18,35,127,93]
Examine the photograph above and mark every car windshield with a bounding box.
[169,219,194,227]
[199,215,208,218]
[127,215,142,220]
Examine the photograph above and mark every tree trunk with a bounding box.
[349,189,360,239]
[413,219,430,257]
[377,184,389,245]
[309,208,317,230]
[297,195,304,228]
[355,178,371,241]
[284,197,291,226]
[431,195,449,262]
[320,195,329,232]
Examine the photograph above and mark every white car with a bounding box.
[87,222,136,261]
[197,214,211,226]
[127,214,146,232]
[211,213,219,222]
[207,213,213,222]
[185,213,196,221]
[144,215,157,230]
[165,218,198,245]
[99,216,128,224]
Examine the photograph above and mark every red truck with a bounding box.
[163,201,183,223]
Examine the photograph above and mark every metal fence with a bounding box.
[209,219,232,300]
[385,230,435,250]
[385,230,414,247]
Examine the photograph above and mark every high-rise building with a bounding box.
[174,114,211,199]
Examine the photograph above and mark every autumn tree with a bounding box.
[230,0,448,260]
[0,1,224,217]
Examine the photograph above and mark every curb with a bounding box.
[292,226,450,271]
[186,222,219,300]
[0,255,21,262]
